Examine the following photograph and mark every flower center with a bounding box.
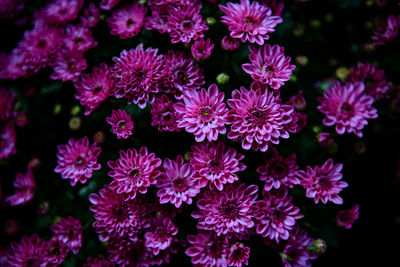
[222,201,239,219]
[172,177,188,192]
[37,39,47,49]
[127,18,135,27]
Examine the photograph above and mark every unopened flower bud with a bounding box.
[69,116,81,130]
[216,73,230,85]
[206,17,216,26]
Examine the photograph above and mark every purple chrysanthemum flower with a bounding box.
[0,0,26,19]
[6,234,50,266]
[287,90,306,110]
[227,242,250,267]
[156,155,199,208]
[47,239,69,265]
[191,38,214,61]
[255,189,303,242]
[99,0,121,10]
[36,0,83,26]
[84,255,115,267]
[89,185,148,242]
[192,183,258,236]
[0,88,16,121]
[108,146,162,200]
[174,84,229,142]
[188,141,246,190]
[317,132,334,147]
[372,14,400,45]
[167,3,208,43]
[150,95,180,132]
[106,109,134,139]
[221,35,241,51]
[144,215,178,255]
[185,231,228,267]
[348,62,390,100]
[0,122,16,159]
[242,44,295,90]
[107,3,147,39]
[219,0,282,45]
[297,158,348,205]
[317,81,378,137]
[5,167,35,206]
[50,49,88,82]
[54,136,102,186]
[50,216,82,254]
[337,204,360,229]
[64,24,97,52]
[80,3,100,28]
[111,44,165,108]
[282,227,317,267]
[227,87,294,152]
[74,63,114,116]
[257,153,300,191]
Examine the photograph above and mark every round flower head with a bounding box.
[47,239,69,265]
[372,14,400,45]
[54,136,102,186]
[242,44,296,90]
[219,0,282,45]
[156,155,200,208]
[107,146,162,200]
[84,255,115,267]
[111,44,165,108]
[50,216,82,254]
[188,141,246,191]
[5,167,35,206]
[0,88,16,121]
[151,94,180,132]
[107,3,147,39]
[282,227,317,267]
[297,158,348,205]
[227,242,250,267]
[192,182,258,236]
[74,63,114,116]
[227,87,294,152]
[106,109,134,139]
[255,188,303,242]
[50,49,88,82]
[80,3,100,28]
[221,35,241,51]
[287,90,306,110]
[37,0,83,26]
[317,81,378,137]
[0,122,17,159]
[64,24,98,52]
[99,0,121,10]
[6,234,50,266]
[191,38,214,61]
[144,215,178,255]
[337,204,360,229]
[174,84,229,142]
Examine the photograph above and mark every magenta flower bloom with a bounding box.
[186,231,228,267]
[317,132,334,147]
[37,0,83,25]
[89,185,147,242]
[111,44,165,108]
[5,167,35,206]
[64,24,97,52]
[144,215,178,255]
[107,3,147,39]
[188,141,246,190]
[99,0,121,10]
[219,0,282,45]
[317,81,378,137]
[255,189,303,242]
[80,3,100,28]
[0,122,17,159]
[348,62,390,100]
[47,239,69,265]
[191,38,214,61]
[227,87,294,152]
[145,1,175,34]
[221,35,241,51]
[74,63,114,116]
[50,49,88,82]
[242,44,295,90]
[50,216,82,254]
[192,183,258,236]
[175,84,229,142]
[0,87,16,121]
[167,3,208,43]
[6,234,50,266]
[156,155,200,208]
[297,158,348,205]
[54,136,102,186]
[372,14,400,45]
[257,153,300,191]
[108,146,162,200]
[84,255,115,267]
[282,227,317,267]
[287,90,306,110]
[106,109,134,139]
[227,242,250,267]
[150,95,180,132]
[337,204,360,229]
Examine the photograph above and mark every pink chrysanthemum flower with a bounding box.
[151,95,180,132]
[227,87,294,152]
[144,215,178,255]
[219,0,282,45]
[156,155,199,208]
[47,239,69,265]
[317,132,334,147]
[0,0,26,19]
[192,183,258,236]
[50,49,88,82]
[50,216,82,254]
[297,158,348,205]
[0,122,17,159]
[167,3,208,43]
[188,141,246,190]
[174,84,229,142]
[287,90,306,110]
[99,0,121,10]
[191,38,214,61]
[348,62,390,100]
[255,189,303,242]
[337,204,360,229]
[74,63,114,116]
[282,227,317,267]
[317,81,378,137]
[37,0,83,25]
[54,136,102,186]
[84,255,115,267]
[242,44,296,90]
[257,153,300,191]
[221,35,241,51]
[80,3,100,28]
[107,3,147,39]
[227,242,250,267]
[186,231,229,267]
[372,14,400,45]
[111,44,165,108]
[106,109,134,139]
[0,88,16,121]
[64,24,97,52]
[89,185,147,242]
[6,234,50,266]
[5,167,35,206]
[108,146,162,200]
